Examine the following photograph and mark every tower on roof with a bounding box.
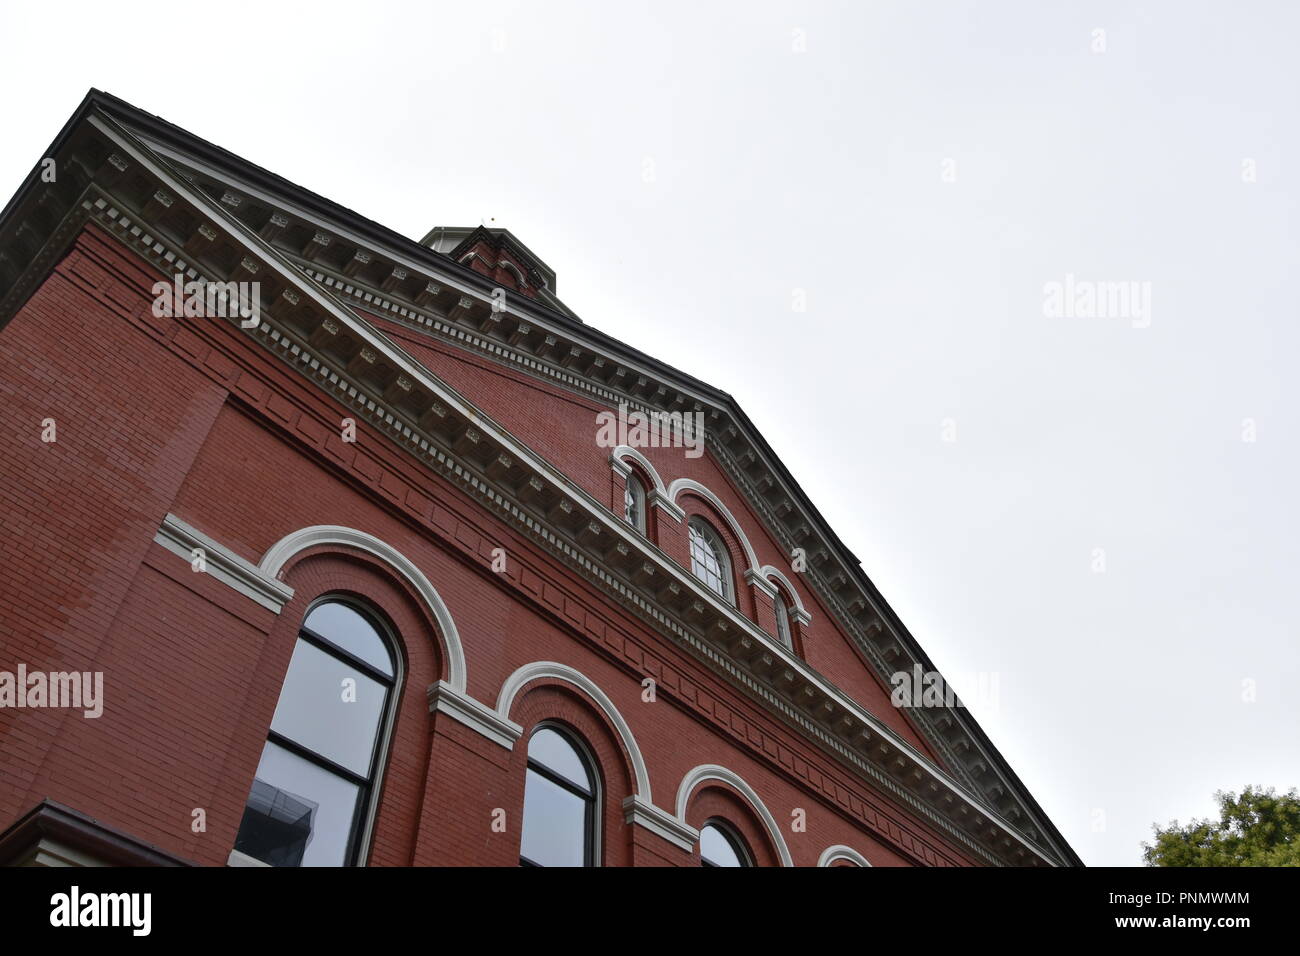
[421,225,558,304]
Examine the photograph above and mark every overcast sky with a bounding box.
[3,0,1296,866]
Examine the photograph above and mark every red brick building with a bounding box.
[0,90,1079,867]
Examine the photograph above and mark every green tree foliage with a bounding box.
[1144,786,1300,866]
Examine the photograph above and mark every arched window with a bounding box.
[624,473,646,533]
[520,725,598,866]
[233,599,398,867]
[772,589,794,650]
[688,518,732,601]
[699,821,751,867]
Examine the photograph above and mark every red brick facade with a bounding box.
[0,92,1077,868]
[1,225,962,865]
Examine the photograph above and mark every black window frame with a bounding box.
[772,587,794,651]
[518,723,599,867]
[687,517,733,603]
[623,472,647,534]
[235,596,398,867]
[699,818,753,867]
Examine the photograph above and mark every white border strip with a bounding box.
[623,796,699,852]
[428,680,521,749]
[154,513,294,613]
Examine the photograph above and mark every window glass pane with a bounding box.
[700,823,746,867]
[520,767,588,866]
[624,476,644,530]
[689,522,728,598]
[774,593,792,648]
[528,727,593,793]
[234,741,361,867]
[270,639,386,776]
[302,602,393,676]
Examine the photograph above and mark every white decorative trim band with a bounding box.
[744,568,779,600]
[648,490,686,521]
[154,513,294,613]
[227,849,270,867]
[758,565,813,626]
[427,680,522,749]
[623,796,699,852]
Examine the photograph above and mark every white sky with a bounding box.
[3,0,1295,866]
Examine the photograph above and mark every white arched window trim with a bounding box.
[674,764,793,867]
[500,260,528,287]
[496,661,651,800]
[666,479,761,575]
[259,525,468,692]
[818,844,873,867]
[610,446,685,521]
[495,661,696,852]
[759,565,813,626]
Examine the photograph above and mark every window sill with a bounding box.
[227,849,271,867]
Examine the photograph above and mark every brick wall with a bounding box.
[363,311,940,758]
[0,223,978,867]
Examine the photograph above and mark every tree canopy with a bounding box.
[1144,786,1300,866]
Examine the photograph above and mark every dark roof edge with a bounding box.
[732,403,1083,865]
[0,88,101,226]
[427,224,560,293]
[0,799,195,866]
